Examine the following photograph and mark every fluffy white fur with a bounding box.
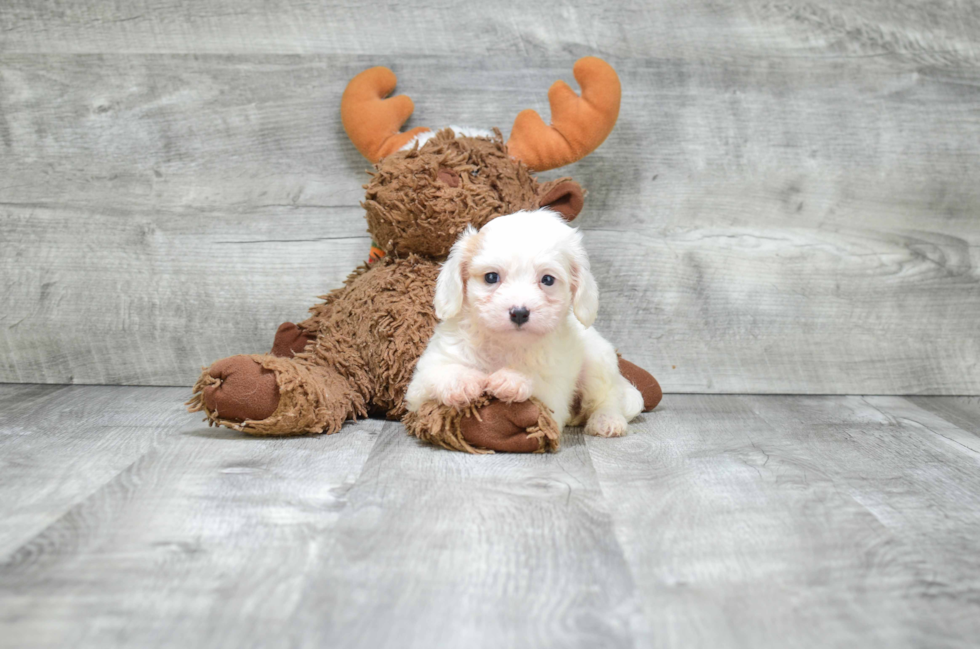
[406,209,644,438]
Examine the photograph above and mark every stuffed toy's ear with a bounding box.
[568,231,599,327]
[434,226,478,321]
[539,179,584,221]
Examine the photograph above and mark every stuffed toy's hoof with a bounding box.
[459,400,552,453]
[196,356,281,422]
[189,354,363,436]
[271,322,314,358]
[404,396,560,454]
[618,357,662,411]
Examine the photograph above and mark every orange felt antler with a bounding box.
[341,67,430,163]
[506,57,621,172]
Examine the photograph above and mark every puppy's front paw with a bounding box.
[486,369,533,403]
[439,369,488,409]
[585,412,629,438]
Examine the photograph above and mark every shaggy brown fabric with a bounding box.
[271,322,313,358]
[188,128,661,452]
[297,255,440,419]
[189,354,361,435]
[404,396,560,454]
[363,130,542,259]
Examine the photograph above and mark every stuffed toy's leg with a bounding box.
[404,397,561,454]
[189,322,661,448]
[617,357,663,411]
[403,360,661,454]
[187,350,364,436]
[266,322,662,452]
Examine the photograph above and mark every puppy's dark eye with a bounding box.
[541,274,555,286]
[484,272,499,284]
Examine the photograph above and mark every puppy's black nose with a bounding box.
[509,306,530,326]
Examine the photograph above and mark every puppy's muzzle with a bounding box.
[509,306,530,326]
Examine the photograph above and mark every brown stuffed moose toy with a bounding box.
[188,57,661,453]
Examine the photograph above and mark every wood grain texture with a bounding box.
[0,384,186,555]
[0,384,382,648]
[2,0,978,61]
[0,385,634,649]
[586,395,980,648]
[906,396,980,446]
[2,4,980,392]
[286,424,635,649]
[1,204,369,384]
[3,387,980,647]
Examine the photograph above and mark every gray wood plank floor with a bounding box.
[1,385,978,648]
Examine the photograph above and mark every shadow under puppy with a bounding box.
[407,209,645,438]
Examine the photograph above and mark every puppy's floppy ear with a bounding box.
[434,226,478,320]
[568,231,599,327]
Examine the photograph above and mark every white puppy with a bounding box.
[405,209,644,438]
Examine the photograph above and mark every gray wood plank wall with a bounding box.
[2,1,979,393]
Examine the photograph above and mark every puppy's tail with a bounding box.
[620,378,645,421]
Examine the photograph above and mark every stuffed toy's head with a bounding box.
[341,58,621,259]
